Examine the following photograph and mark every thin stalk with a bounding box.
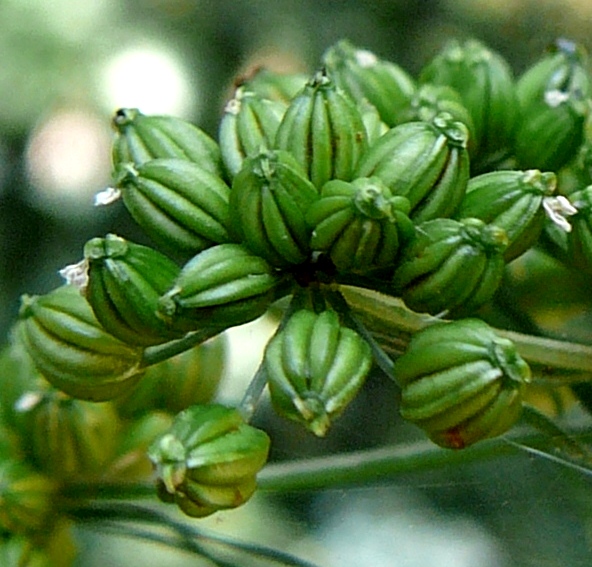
[68,502,321,567]
[342,286,592,376]
[65,431,553,501]
[324,288,397,385]
[238,289,310,422]
[141,326,228,368]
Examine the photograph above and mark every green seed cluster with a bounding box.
[2,35,592,553]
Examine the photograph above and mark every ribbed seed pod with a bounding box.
[456,170,557,261]
[0,458,57,534]
[275,70,368,189]
[219,87,287,179]
[158,244,282,332]
[116,334,226,418]
[392,218,509,317]
[264,309,373,437]
[13,388,120,481]
[402,83,477,156]
[567,186,592,274]
[111,108,223,176]
[394,319,531,448]
[514,39,591,172]
[0,535,51,567]
[306,177,415,273]
[84,234,186,346]
[148,404,270,518]
[17,285,143,402]
[419,38,517,170]
[355,113,470,222]
[322,39,416,127]
[114,158,232,257]
[236,67,308,105]
[229,149,318,267]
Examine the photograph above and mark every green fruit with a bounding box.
[219,87,287,179]
[84,234,186,346]
[514,39,591,172]
[275,70,368,188]
[0,459,57,534]
[394,318,531,448]
[355,113,470,222]
[17,285,143,402]
[322,39,416,127]
[114,158,232,257]
[159,244,282,332]
[264,309,373,437]
[419,38,517,171]
[306,177,415,273]
[148,404,270,518]
[392,218,508,317]
[111,108,223,176]
[14,387,120,481]
[403,83,477,156]
[456,170,557,261]
[229,149,319,267]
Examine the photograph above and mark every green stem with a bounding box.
[325,288,397,384]
[68,502,321,567]
[342,286,592,376]
[141,326,227,368]
[65,432,547,501]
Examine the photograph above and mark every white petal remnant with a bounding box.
[544,89,570,108]
[355,49,378,68]
[543,195,578,232]
[59,258,89,290]
[94,186,121,206]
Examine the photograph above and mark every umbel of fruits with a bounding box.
[148,404,270,518]
[393,318,531,449]
[17,285,143,402]
[264,309,373,437]
[306,176,415,273]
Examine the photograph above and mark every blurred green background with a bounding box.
[2,1,592,566]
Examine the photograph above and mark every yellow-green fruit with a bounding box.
[148,404,270,518]
[17,285,143,402]
[0,459,57,535]
[14,388,120,481]
[394,319,531,449]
